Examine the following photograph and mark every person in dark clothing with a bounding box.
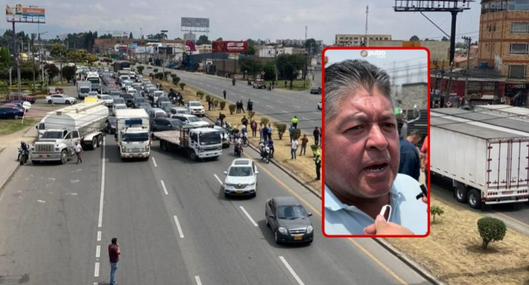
[108,238,121,285]
[250,120,257,137]
[314,152,321,180]
[313,127,321,146]
[398,138,421,181]
[223,90,227,100]
[241,116,249,128]
[247,99,253,112]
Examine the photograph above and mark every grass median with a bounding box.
[0,118,36,136]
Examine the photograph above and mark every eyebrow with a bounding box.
[338,111,396,124]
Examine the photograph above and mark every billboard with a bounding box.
[6,4,45,23]
[212,41,248,53]
[181,17,209,28]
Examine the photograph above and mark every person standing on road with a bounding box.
[291,116,299,129]
[223,90,227,100]
[251,120,257,137]
[247,99,253,112]
[314,151,321,180]
[313,127,321,146]
[108,237,121,285]
[290,138,298,160]
[299,134,309,156]
[74,142,83,164]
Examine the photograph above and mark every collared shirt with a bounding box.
[324,174,427,235]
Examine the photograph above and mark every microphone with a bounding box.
[416,184,428,200]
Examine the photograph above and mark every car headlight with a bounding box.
[306,225,313,234]
[278,227,288,235]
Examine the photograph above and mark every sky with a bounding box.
[2,0,482,45]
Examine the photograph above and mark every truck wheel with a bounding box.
[92,137,98,149]
[65,100,71,105]
[98,135,103,146]
[454,184,468,203]
[60,150,68,164]
[468,189,482,209]
[189,150,198,161]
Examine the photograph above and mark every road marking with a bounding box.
[239,206,258,227]
[37,200,46,203]
[152,157,158,167]
[97,231,101,242]
[94,262,100,277]
[213,174,223,186]
[97,137,106,228]
[265,104,273,108]
[195,275,202,285]
[96,245,101,258]
[279,256,305,285]
[161,180,168,195]
[173,215,184,238]
[258,165,407,285]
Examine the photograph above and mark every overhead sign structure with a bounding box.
[181,17,209,35]
[6,4,45,23]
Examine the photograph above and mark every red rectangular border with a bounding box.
[321,46,432,239]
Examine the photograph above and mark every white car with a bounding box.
[46,94,77,105]
[187,101,205,117]
[223,158,259,197]
[97,94,114,106]
[171,114,210,128]
[317,101,322,111]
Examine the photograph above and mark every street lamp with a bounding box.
[160,30,168,76]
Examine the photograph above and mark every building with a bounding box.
[478,0,529,82]
[275,39,323,48]
[257,46,307,58]
[335,34,392,46]
[197,44,212,54]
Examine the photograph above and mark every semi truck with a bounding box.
[115,109,151,160]
[77,81,91,99]
[431,113,529,209]
[153,126,222,161]
[31,101,109,164]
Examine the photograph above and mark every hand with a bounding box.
[364,215,414,235]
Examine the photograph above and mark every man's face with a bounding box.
[325,87,399,200]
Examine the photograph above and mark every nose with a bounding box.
[366,124,389,150]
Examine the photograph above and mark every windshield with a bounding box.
[42,131,64,139]
[101,95,112,100]
[277,205,308,220]
[189,102,201,107]
[188,117,200,122]
[123,132,149,142]
[88,78,100,84]
[200,131,221,145]
[80,88,90,93]
[228,166,252,177]
[113,98,125,104]
[135,98,145,103]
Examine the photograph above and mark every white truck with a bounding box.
[31,102,109,164]
[431,113,529,209]
[115,109,151,160]
[86,71,101,92]
[153,126,223,161]
[77,81,91,99]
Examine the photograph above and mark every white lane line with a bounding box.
[152,157,158,168]
[173,215,185,238]
[279,256,305,285]
[161,180,168,196]
[94,262,100,277]
[195,275,203,285]
[95,245,101,258]
[97,137,106,228]
[239,206,258,227]
[265,104,273,108]
[213,174,223,186]
[97,231,101,242]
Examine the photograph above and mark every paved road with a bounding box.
[140,65,322,133]
[0,136,430,285]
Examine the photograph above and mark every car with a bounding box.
[265,196,313,244]
[169,106,189,115]
[6,101,31,112]
[0,106,25,119]
[148,108,168,120]
[156,95,171,108]
[46,94,77,105]
[310,87,322,94]
[317,101,322,111]
[252,79,266,89]
[223,158,259,197]
[159,101,173,113]
[8,93,36,104]
[187,100,205,117]
[171,114,210,128]
[111,103,127,116]
[97,94,114,107]
[151,117,184,132]
[132,96,146,108]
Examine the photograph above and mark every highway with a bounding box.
[0,136,430,284]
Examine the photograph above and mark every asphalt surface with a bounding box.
[0,135,431,285]
[140,65,322,133]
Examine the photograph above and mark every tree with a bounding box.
[239,58,263,79]
[409,35,420,42]
[50,44,67,58]
[98,34,113,39]
[129,32,134,39]
[431,206,444,223]
[276,54,305,87]
[215,37,223,41]
[263,62,276,81]
[61,65,77,82]
[441,36,449,41]
[196,35,210,45]
[304,38,320,55]
[477,217,506,249]
[137,65,144,75]
[45,63,59,84]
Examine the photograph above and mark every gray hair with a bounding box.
[325,59,392,122]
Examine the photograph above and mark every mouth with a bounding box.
[363,162,389,173]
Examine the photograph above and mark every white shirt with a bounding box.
[75,144,82,153]
[291,140,298,150]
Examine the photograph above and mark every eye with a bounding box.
[346,124,365,133]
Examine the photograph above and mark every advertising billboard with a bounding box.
[212,41,248,53]
[6,4,45,23]
[181,17,209,28]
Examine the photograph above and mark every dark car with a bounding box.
[132,96,145,108]
[151,117,184,132]
[156,95,171,108]
[265,196,313,244]
[0,106,25,119]
[310,87,322,94]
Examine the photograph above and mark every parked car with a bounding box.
[265,196,313,244]
[187,100,205,117]
[0,106,25,119]
[252,79,266,89]
[8,93,36,104]
[310,87,322,94]
[151,117,184,132]
[171,114,210,128]
[46,94,77,105]
[6,101,31,112]
[317,101,322,111]
[223,158,258,197]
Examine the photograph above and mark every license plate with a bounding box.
[236,190,243,194]
[294,236,303,241]
[39,155,43,158]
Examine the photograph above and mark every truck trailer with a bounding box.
[153,126,222,161]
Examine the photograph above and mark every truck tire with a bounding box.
[92,137,98,149]
[98,135,103,146]
[65,100,71,105]
[60,149,68,164]
[468,189,482,209]
[189,150,198,161]
[454,184,468,203]
[160,140,167,151]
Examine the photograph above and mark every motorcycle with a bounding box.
[259,143,270,163]
[234,142,243,157]
[18,147,29,165]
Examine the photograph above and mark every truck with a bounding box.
[31,101,109,164]
[153,126,223,161]
[77,81,91,99]
[115,109,151,160]
[86,71,101,92]
[431,113,529,209]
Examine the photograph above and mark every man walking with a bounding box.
[223,90,227,100]
[108,237,121,285]
[314,150,321,180]
[74,142,83,164]
[313,127,321,146]
[299,134,309,156]
[291,139,298,160]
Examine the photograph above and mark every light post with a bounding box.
[160,30,168,77]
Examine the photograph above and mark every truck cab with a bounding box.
[119,127,150,160]
[30,129,84,164]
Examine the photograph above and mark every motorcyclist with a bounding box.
[241,126,248,146]
[18,141,29,162]
[267,140,275,159]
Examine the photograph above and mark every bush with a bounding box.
[179,83,186,91]
[260,117,269,127]
[275,123,287,140]
[172,76,180,86]
[137,66,144,75]
[220,101,226,110]
[431,206,444,223]
[228,104,236,115]
[477,217,506,249]
[206,95,211,102]
[155,72,164,79]
[197,91,204,97]
[213,99,219,108]
[199,92,205,100]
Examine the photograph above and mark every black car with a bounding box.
[265,196,313,244]
[151,117,184,132]
[0,106,25,119]
[132,96,146,108]
[310,87,322,94]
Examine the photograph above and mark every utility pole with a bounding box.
[364,5,369,46]
[463,36,472,105]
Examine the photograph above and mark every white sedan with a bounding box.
[46,94,77,105]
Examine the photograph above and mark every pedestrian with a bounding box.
[108,237,121,285]
[313,127,321,146]
[267,124,273,142]
[240,100,245,113]
[420,136,429,186]
[74,142,83,164]
[299,134,309,156]
[208,99,212,111]
[247,99,253,112]
[291,116,299,129]
[251,120,257,137]
[223,90,227,100]
[241,115,249,128]
[291,138,298,160]
[314,151,321,180]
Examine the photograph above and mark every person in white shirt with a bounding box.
[290,139,298,160]
[74,142,83,164]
